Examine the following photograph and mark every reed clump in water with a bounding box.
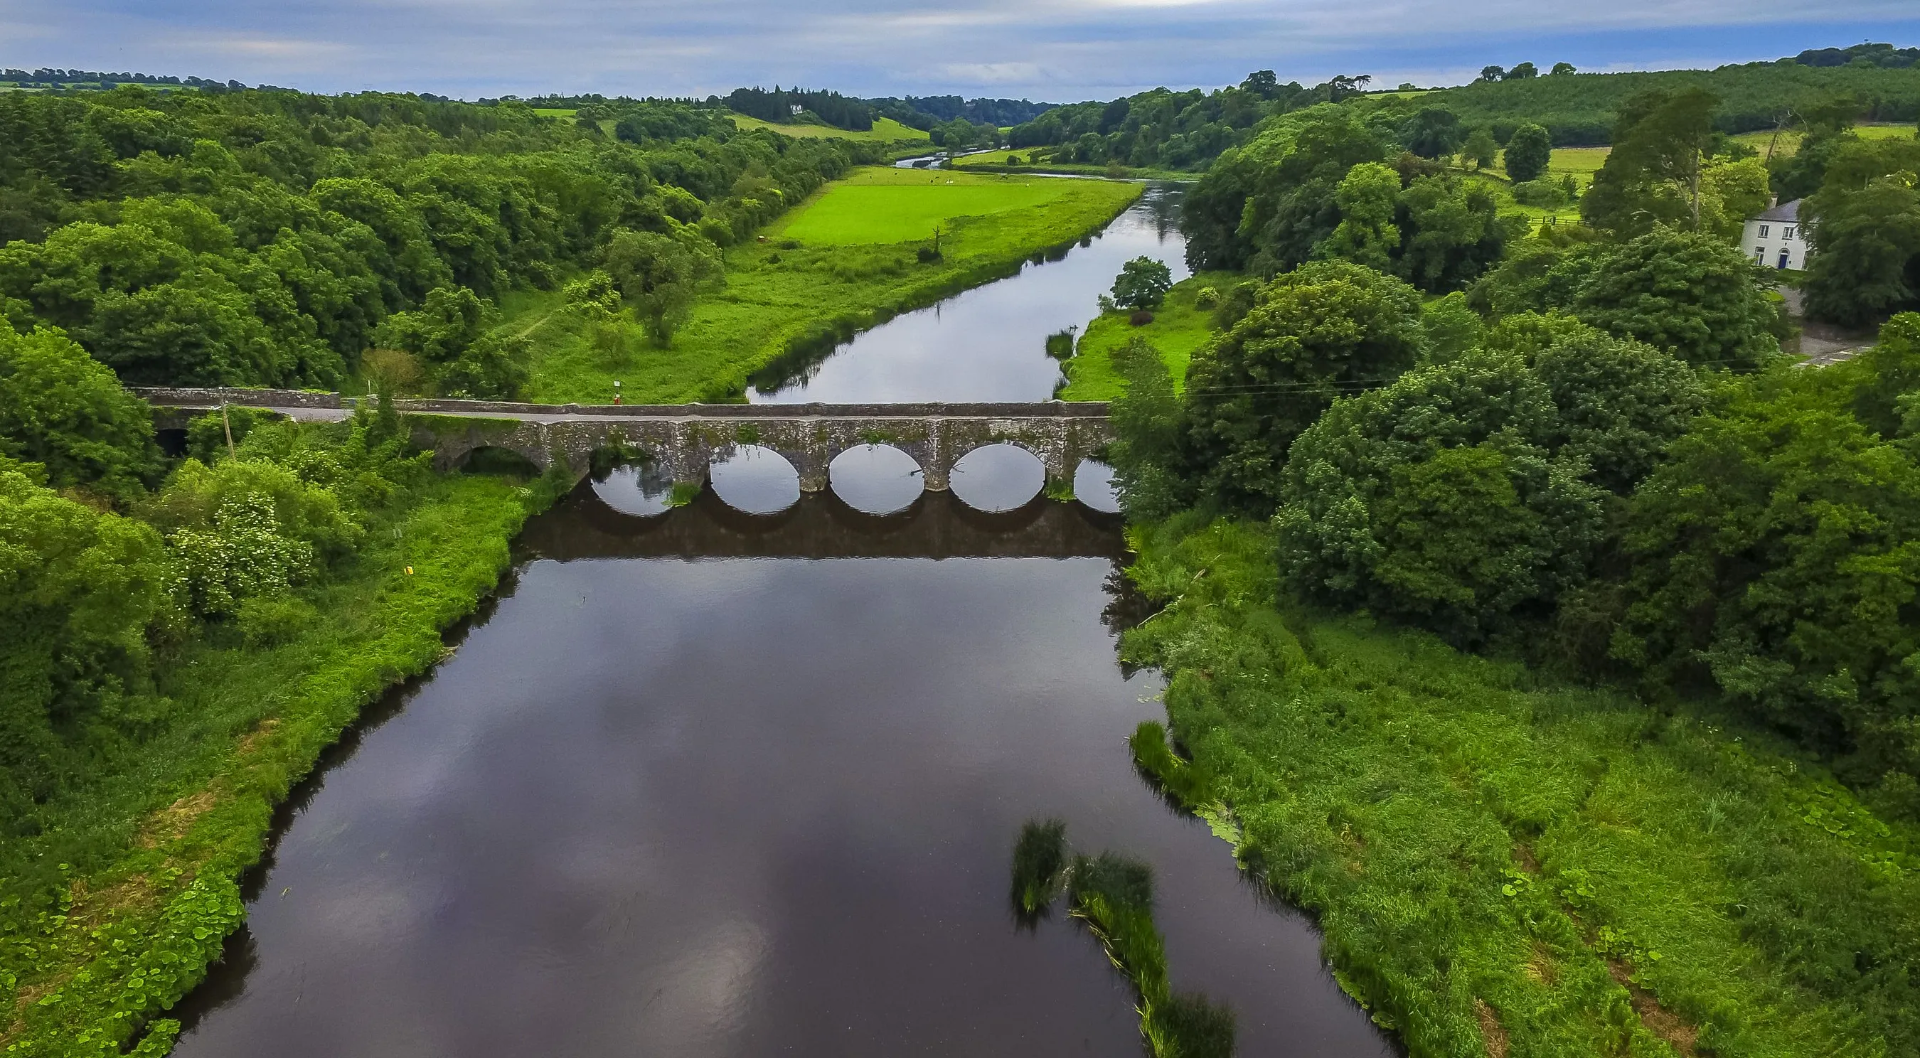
[1010,817,1069,921]
[1011,821,1236,1057]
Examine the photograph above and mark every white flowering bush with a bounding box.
[168,494,315,617]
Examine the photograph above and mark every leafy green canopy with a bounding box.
[1475,227,1783,370]
[0,85,871,391]
[1803,136,1920,327]
[1274,323,1703,641]
[1184,110,1511,292]
[0,319,160,501]
[1111,256,1174,310]
[1615,315,1920,784]
[1178,260,1427,515]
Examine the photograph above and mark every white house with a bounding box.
[1743,199,1811,271]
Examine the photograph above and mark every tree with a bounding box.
[1528,325,1707,493]
[1480,65,1506,83]
[1612,358,1920,778]
[1105,336,1187,518]
[602,228,717,345]
[1462,127,1498,171]
[1571,228,1781,369]
[1314,163,1401,271]
[1582,87,1719,234]
[0,320,160,500]
[0,458,175,812]
[1504,123,1552,183]
[1110,257,1173,311]
[1550,62,1577,76]
[1240,70,1279,99]
[1180,261,1427,514]
[1401,107,1466,159]
[1274,352,1604,641]
[1803,139,1920,326]
[1394,175,1511,293]
[1504,62,1539,80]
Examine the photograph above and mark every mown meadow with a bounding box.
[513,166,1142,402]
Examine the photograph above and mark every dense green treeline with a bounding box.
[1422,60,1920,145]
[0,85,880,393]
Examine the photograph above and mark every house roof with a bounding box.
[1754,198,1801,222]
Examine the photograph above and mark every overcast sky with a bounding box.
[1,0,1916,102]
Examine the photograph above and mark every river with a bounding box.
[166,188,1397,1058]
[749,185,1188,404]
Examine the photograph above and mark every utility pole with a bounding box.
[220,401,236,460]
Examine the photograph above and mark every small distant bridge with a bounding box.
[137,389,1115,492]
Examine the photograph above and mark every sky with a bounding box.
[1,0,1917,102]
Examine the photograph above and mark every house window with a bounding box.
[1755,247,1766,262]
[1784,226,1796,240]
[1779,249,1791,269]
[1759,224,1770,238]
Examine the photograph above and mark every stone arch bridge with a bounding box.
[138,389,1115,493]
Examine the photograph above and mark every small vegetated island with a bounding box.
[2,44,1920,1058]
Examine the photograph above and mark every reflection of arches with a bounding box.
[949,443,1046,512]
[829,444,925,515]
[707,445,800,516]
[1073,460,1122,515]
[460,446,542,477]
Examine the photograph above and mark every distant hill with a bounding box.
[1422,59,1920,145]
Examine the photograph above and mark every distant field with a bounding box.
[517,166,1140,402]
[1730,121,1916,158]
[728,113,930,143]
[532,107,577,120]
[772,167,1083,245]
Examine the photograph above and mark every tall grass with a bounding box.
[1120,513,1920,1057]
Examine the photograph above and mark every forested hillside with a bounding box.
[1424,60,1920,144]
[0,88,879,395]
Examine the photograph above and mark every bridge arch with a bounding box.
[949,443,1047,512]
[828,443,925,515]
[708,445,801,515]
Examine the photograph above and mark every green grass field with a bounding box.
[1126,515,1920,1058]
[1059,273,1234,400]
[1731,121,1916,158]
[950,148,1194,181]
[727,113,930,142]
[776,168,1088,244]
[516,167,1142,403]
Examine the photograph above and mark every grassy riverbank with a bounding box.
[1059,273,1234,400]
[517,167,1142,403]
[0,462,558,1056]
[1122,515,1920,1058]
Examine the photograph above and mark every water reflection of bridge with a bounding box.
[519,479,1127,562]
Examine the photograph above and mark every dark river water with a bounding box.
[166,192,1396,1057]
[750,187,1189,404]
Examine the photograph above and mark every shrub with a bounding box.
[1010,818,1068,916]
[1511,178,1568,207]
[1192,285,1220,310]
[1130,309,1156,326]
